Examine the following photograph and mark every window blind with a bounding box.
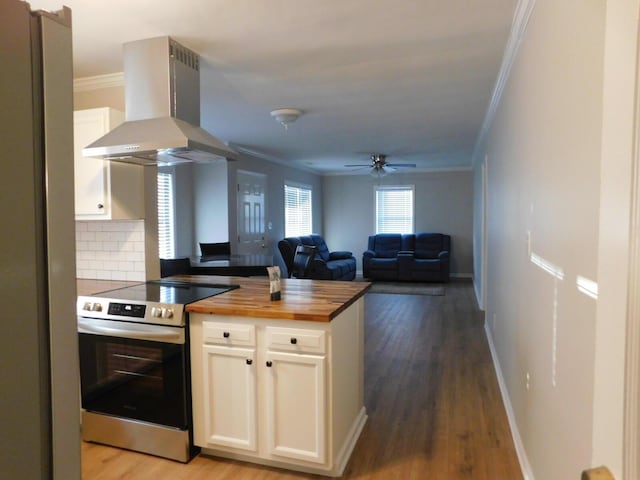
[284,184,312,237]
[375,186,414,234]
[157,172,175,258]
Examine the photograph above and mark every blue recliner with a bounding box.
[278,234,356,281]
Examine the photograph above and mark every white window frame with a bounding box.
[284,182,313,237]
[374,185,415,234]
[157,169,176,258]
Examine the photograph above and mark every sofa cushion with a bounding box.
[411,258,440,270]
[414,233,447,251]
[414,250,439,259]
[329,251,353,260]
[372,234,402,256]
[369,257,398,270]
[376,250,397,258]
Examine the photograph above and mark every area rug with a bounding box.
[364,281,445,296]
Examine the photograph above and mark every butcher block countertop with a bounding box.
[77,275,370,323]
[177,274,371,322]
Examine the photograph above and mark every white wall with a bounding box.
[474,0,614,478]
[323,170,474,275]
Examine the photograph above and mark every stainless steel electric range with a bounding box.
[77,280,238,462]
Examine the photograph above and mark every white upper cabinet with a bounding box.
[74,108,145,220]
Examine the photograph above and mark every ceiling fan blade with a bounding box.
[386,163,416,168]
[344,164,372,167]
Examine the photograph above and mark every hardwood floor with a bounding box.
[81,280,523,479]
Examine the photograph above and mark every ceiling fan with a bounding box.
[345,154,417,176]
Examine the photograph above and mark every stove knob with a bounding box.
[83,302,92,311]
[162,308,174,319]
[151,307,162,318]
[92,303,102,312]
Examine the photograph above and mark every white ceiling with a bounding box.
[31,0,515,175]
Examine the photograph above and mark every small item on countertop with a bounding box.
[267,266,282,301]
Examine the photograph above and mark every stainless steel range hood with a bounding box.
[83,36,237,166]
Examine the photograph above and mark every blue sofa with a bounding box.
[363,233,450,282]
[278,234,356,281]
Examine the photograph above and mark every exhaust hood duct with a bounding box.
[83,36,238,166]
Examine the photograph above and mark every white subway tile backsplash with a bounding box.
[76,220,149,280]
[126,271,145,281]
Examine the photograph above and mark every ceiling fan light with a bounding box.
[370,166,387,178]
[270,108,303,130]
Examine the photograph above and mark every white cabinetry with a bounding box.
[265,327,326,464]
[201,322,257,451]
[74,108,145,220]
[190,301,366,476]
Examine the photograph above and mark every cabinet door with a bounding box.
[74,108,124,219]
[202,345,257,451]
[265,351,326,464]
[74,109,109,216]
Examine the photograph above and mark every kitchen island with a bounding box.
[76,275,369,476]
[181,275,369,477]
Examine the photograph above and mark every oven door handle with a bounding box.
[77,317,185,344]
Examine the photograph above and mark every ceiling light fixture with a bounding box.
[270,108,303,130]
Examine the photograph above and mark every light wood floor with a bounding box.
[81,280,523,480]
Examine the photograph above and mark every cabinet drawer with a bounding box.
[266,327,326,355]
[203,321,255,347]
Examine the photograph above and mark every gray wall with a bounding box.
[194,161,229,251]
[323,170,474,275]
[171,164,195,257]
[165,160,231,257]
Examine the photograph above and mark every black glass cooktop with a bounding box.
[93,280,238,305]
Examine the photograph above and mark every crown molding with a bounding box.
[231,145,319,175]
[73,72,124,92]
[472,0,537,168]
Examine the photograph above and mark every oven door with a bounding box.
[78,317,189,429]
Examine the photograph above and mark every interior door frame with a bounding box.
[624,17,640,476]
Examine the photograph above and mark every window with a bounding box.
[375,185,414,234]
[157,171,175,258]
[284,183,312,237]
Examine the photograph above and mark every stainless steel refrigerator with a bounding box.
[0,1,80,479]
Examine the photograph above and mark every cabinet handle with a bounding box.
[223,331,230,338]
[246,359,253,365]
[97,203,104,209]
[266,361,272,367]
[290,337,297,345]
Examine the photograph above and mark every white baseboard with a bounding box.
[473,277,484,310]
[484,323,536,480]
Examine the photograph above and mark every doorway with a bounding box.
[236,171,267,255]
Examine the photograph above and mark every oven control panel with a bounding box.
[108,302,146,318]
[77,296,185,327]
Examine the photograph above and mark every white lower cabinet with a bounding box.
[265,340,326,464]
[202,344,257,451]
[190,302,366,476]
